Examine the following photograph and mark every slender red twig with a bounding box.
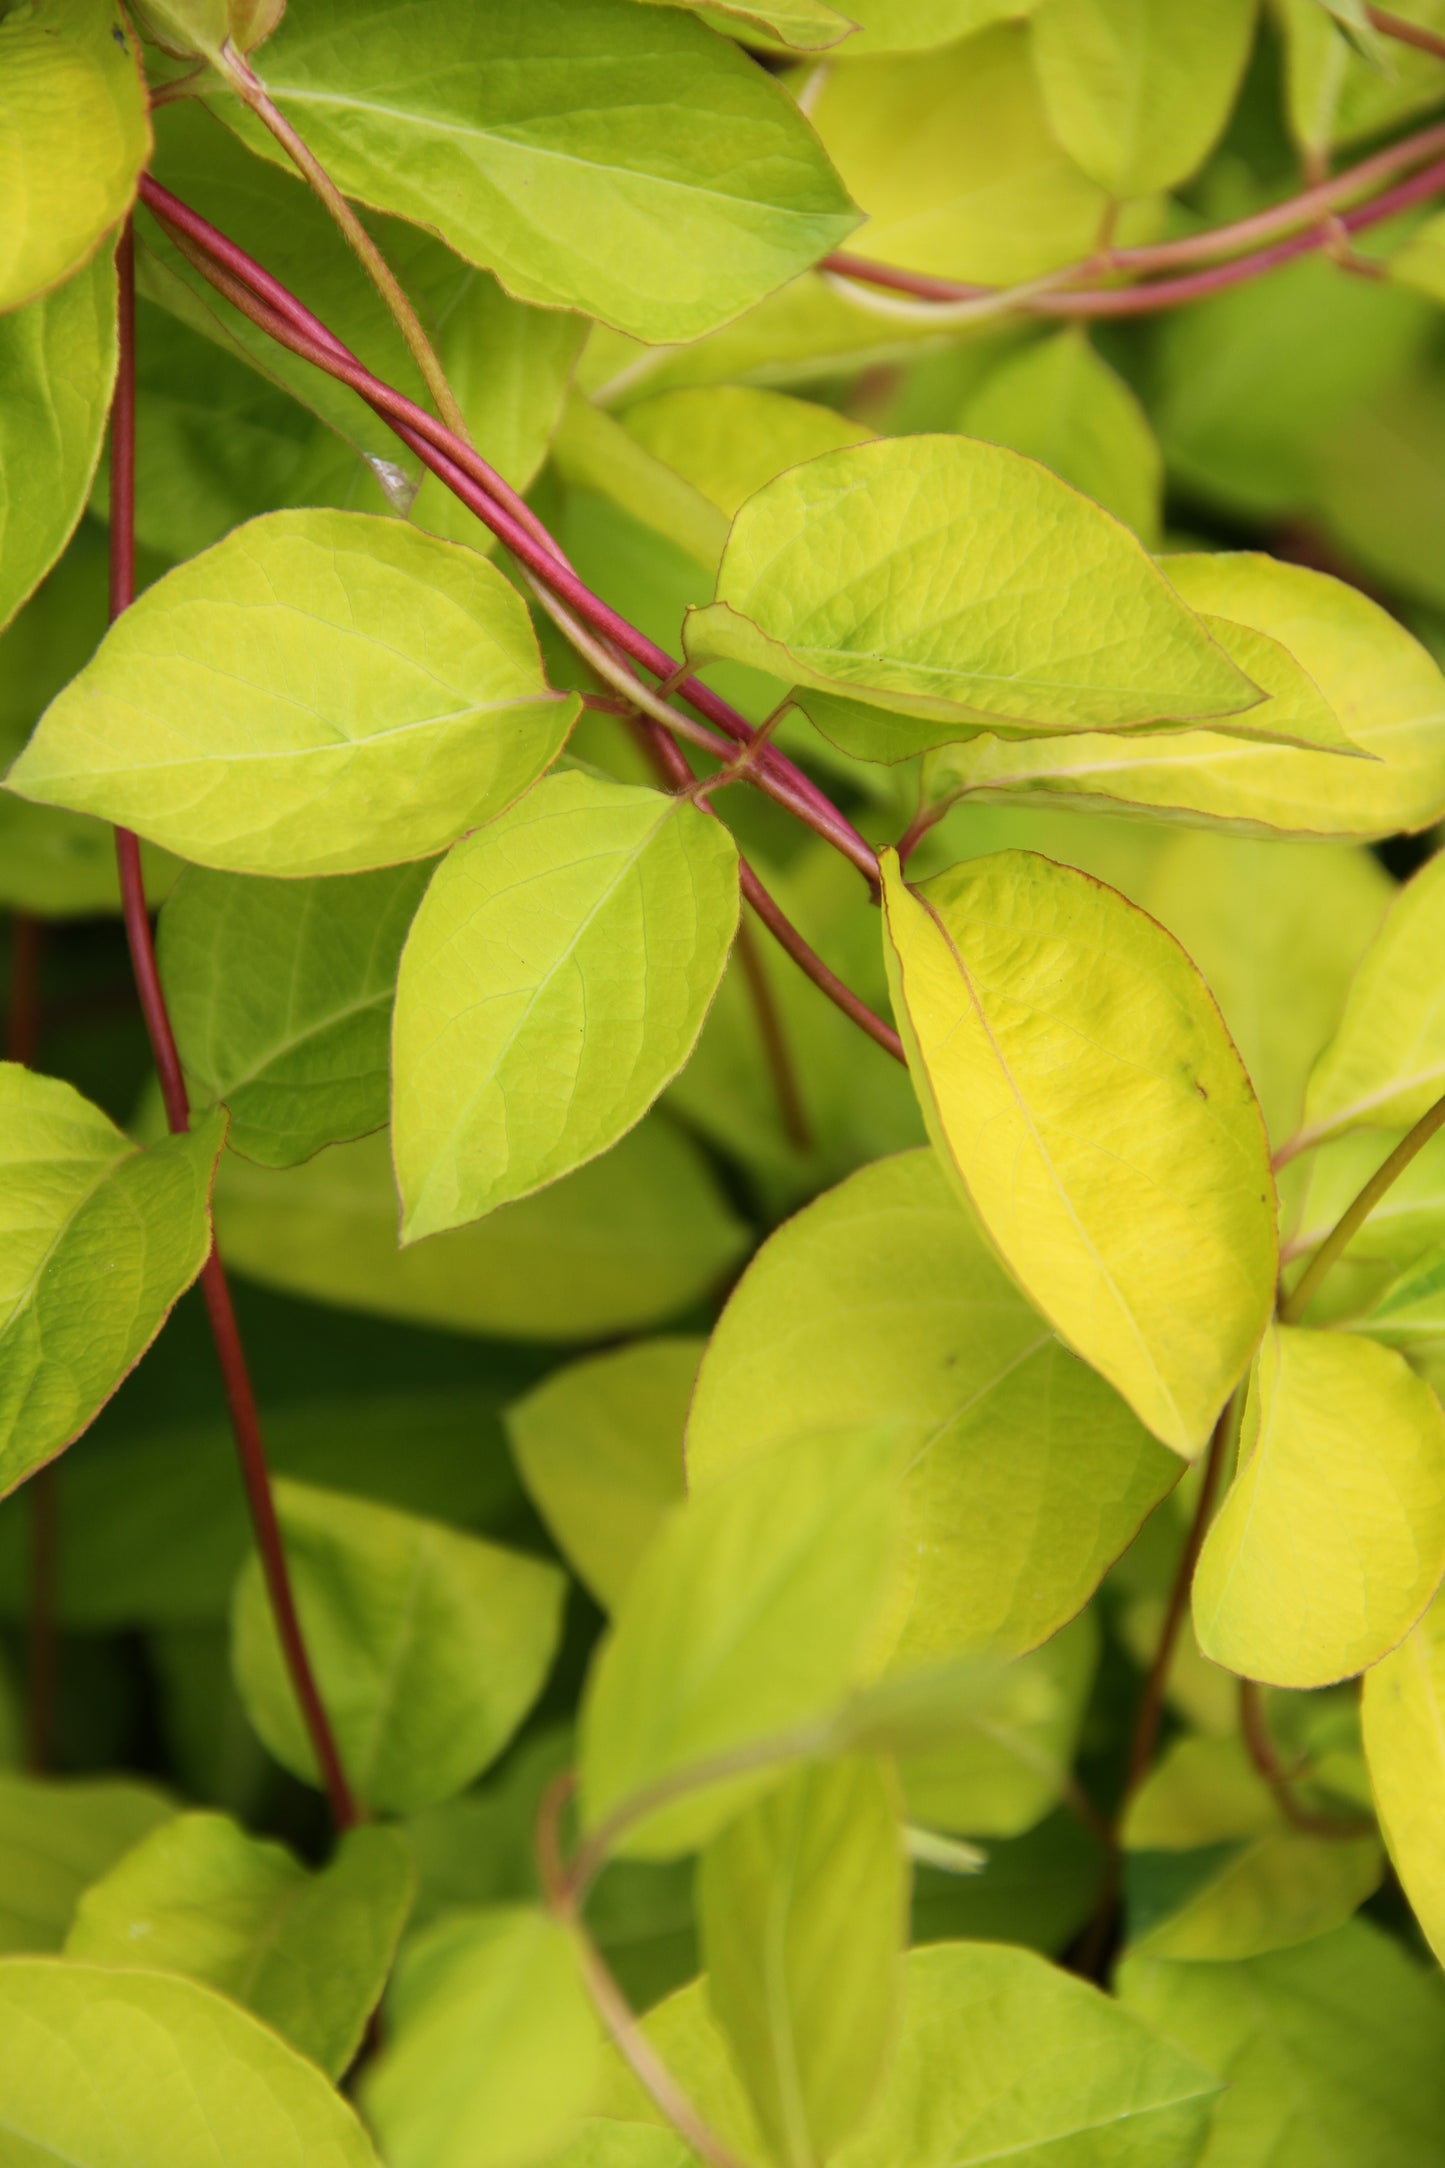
[1239,1680,1376,1840]
[108,222,358,1833]
[1369,6,1445,63]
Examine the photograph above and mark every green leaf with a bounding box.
[232,1479,565,1813]
[805,25,1116,285]
[212,0,858,345]
[880,849,1277,1455]
[0,1776,173,1953]
[1122,1737,1381,1961]
[365,1905,599,2168]
[1362,1587,1445,1965]
[0,1958,382,2165]
[159,863,431,1168]
[1139,832,1392,1149]
[925,555,1445,839]
[1118,1920,1445,2166]
[699,1759,907,2168]
[1299,850,1445,1149]
[621,385,873,527]
[0,0,150,314]
[505,1338,700,1612]
[6,509,579,878]
[554,392,732,572]
[910,1808,1103,1959]
[578,1427,901,1858]
[898,1612,1099,1838]
[66,1814,414,2079]
[392,771,739,1240]
[212,1121,749,1341]
[836,0,1037,49]
[0,249,118,637]
[1353,1240,1445,1350]
[639,0,855,49]
[960,327,1163,543]
[0,1067,224,1498]
[132,0,285,59]
[1193,1326,1445,1687]
[687,1149,1176,1660]
[1030,0,1256,199]
[686,436,1259,745]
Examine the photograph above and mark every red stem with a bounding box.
[108,222,358,1833]
[4,916,43,1068]
[136,178,878,886]
[1369,6,1445,63]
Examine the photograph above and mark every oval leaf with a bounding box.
[880,849,1277,1455]
[232,1479,565,1813]
[0,1776,174,1954]
[213,0,858,344]
[393,771,739,1240]
[685,436,1259,741]
[1362,1588,1445,1966]
[0,1067,224,1497]
[0,0,149,313]
[687,1149,1177,1660]
[66,1814,414,2079]
[578,1428,901,1858]
[0,1958,381,2166]
[6,510,579,877]
[1193,1326,1445,1687]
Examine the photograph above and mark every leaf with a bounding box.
[1354,1241,1445,1350]
[365,1906,599,2168]
[910,1808,1103,1959]
[554,393,731,571]
[0,0,150,314]
[836,0,1036,49]
[578,1428,901,1858]
[1122,1736,1381,1962]
[1030,0,1257,199]
[1363,1588,1445,1965]
[687,1149,1176,1660]
[926,555,1445,839]
[880,849,1277,1455]
[66,1814,414,2079]
[505,1338,700,1612]
[0,1959,382,2165]
[231,1479,565,1813]
[960,327,1163,543]
[212,0,858,345]
[1299,849,1445,1150]
[685,436,1259,744]
[392,771,739,1240]
[621,386,873,526]
[699,1759,907,2168]
[0,248,117,638]
[6,509,579,878]
[1140,832,1392,1148]
[1193,1326,1445,1687]
[213,1121,749,1341]
[0,1776,174,1953]
[805,25,1115,285]
[0,1067,224,1498]
[1118,1919,1445,2166]
[159,863,431,1168]
[898,1612,1099,1838]
[637,0,856,50]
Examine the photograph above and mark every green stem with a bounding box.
[217,44,473,446]
[1280,1089,1445,1325]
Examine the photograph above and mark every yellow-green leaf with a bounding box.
[392,772,739,1241]
[6,510,579,878]
[699,1759,906,2168]
[880,849,1276,1455]
[0,1775,174,1954]
[641,0,855,48]
[0,1067,224,1498]
[1362,1587,1445,1965]
[1299,849,1445,1150]
[0,0,150,314]
[622,387,872,528]
[1193,1326,1445,1687]
[578,1428,901,1857]
[505,1338,699,1613]
[686,436,1259,744]
[687,1150,1176,1661]
[925,556,1445,839]
[1031,0,1256,199]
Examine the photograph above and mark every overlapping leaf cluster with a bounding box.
[9,0,1445,2162]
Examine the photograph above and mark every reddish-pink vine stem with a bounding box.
[108,221,359,1834]
[1369,6,1445,63]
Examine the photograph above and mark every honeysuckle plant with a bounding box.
[10,0,1445,2161]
